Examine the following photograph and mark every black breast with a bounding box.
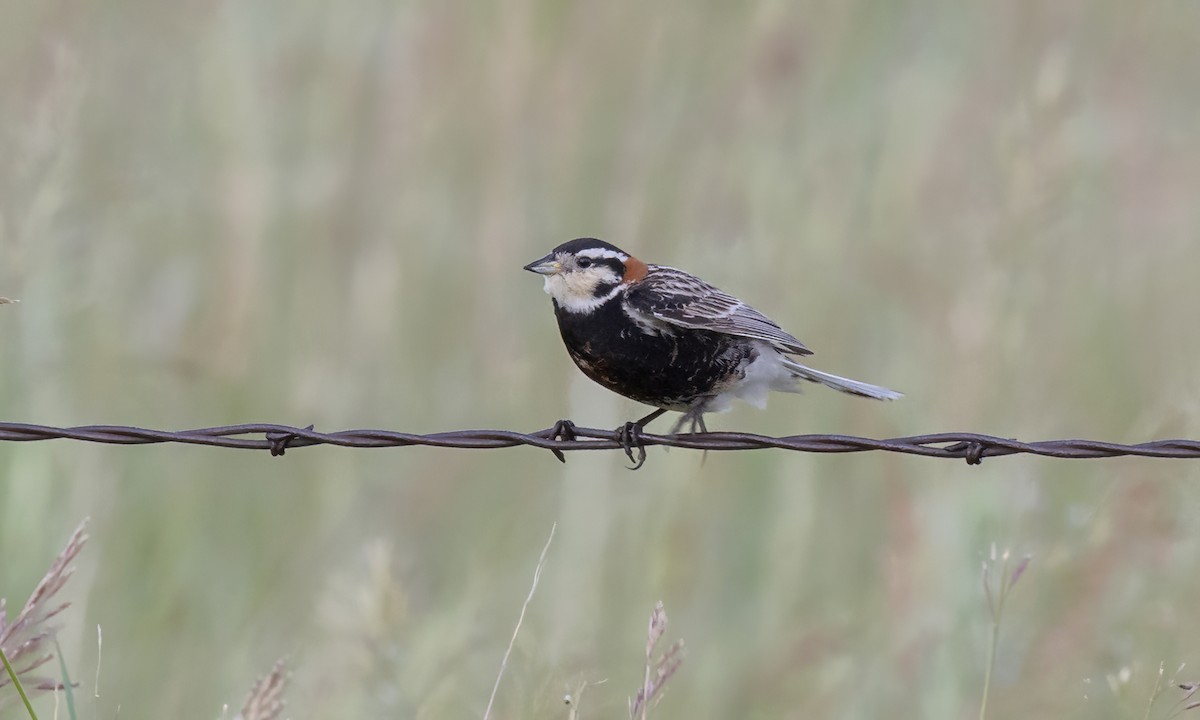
[552,296,755,409]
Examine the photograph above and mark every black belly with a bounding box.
[553,299,755,409]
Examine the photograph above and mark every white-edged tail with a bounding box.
[780,358,903,401]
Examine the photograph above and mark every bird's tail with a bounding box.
[780,358,903,401]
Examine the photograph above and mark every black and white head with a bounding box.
[523,238,649,313]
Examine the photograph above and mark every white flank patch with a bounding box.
[709,342,800,413]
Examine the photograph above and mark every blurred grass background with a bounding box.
[3,0,1200,717]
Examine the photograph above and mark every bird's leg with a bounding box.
[616,408,667,470]
[546,419,579,463]
[680,408,710,465]
[663,403,711,465]
[668,402,709,435]
[549,419,578,442]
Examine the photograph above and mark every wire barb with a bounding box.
[945,439,990,465]
[266,424,314,457]
[0,423,1199,467]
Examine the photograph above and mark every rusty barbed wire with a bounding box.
[1,421,1199,466]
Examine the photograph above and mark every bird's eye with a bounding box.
[576,257,593,268]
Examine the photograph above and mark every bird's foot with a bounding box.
[669,408,709,436]
[667,409,710,465]
[546,419,579,463]
[616,421,650,470]
[690,414,710,465]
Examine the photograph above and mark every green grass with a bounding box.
[0,647,38,720]
[3,1,1200,717]
[51,638,76,720]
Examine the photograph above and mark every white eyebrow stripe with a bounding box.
[573,248,627,261]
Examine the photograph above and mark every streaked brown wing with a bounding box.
[625,266,813,356]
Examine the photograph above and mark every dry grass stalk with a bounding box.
[563,678,606,720]
[1138,662,1200,720]
[979,546,1032,720]
[629,601,685,720]
[233,658,290,720]
[483,521,557,720]
[0,518,89,702]
[1180,679,1200,710]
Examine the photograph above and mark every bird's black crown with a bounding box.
[550,237,628,257]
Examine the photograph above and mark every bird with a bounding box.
[524,237,901,467]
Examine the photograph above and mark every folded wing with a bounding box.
[625,266,813,356]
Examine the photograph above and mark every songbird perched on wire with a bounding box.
[524,238,901,467]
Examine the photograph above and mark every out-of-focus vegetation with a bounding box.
[3,1,1200,717]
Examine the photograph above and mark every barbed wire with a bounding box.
[1,421,1199,468]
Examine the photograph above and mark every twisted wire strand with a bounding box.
[1,422,1198,464]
